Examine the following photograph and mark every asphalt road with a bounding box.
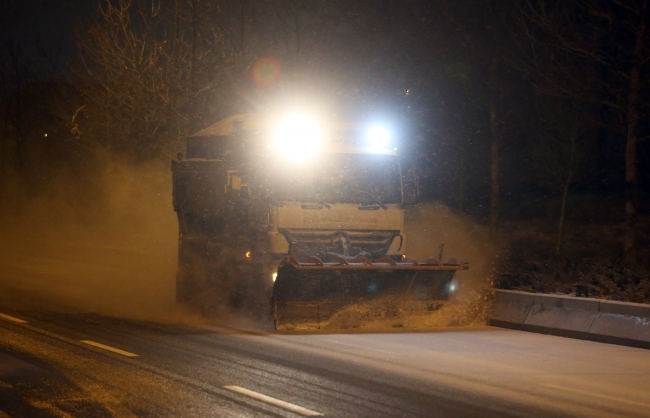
[1,305,649,418]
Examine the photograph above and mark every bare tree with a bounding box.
[66,0,177,158]
[66,0,318,159]
[167,0,255,132]
[435,0,524,232]
[529,100,588,255]
[515,0,650,264]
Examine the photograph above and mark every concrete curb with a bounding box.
[490,289,650,349]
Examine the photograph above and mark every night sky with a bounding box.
[0,0,94,65]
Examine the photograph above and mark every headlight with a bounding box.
[366,125,390,149]
[273,114,323,161]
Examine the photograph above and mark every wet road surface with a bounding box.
[1,306,649,417]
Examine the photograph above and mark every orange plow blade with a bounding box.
[271,256,468,330]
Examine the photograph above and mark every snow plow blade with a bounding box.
[271,256,468,330]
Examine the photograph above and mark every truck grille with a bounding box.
[278,228,400,259]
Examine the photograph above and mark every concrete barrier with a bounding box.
[589,300,650,349]
[524,293,599,339]
[489,290,534,330]
[490,289,650,349]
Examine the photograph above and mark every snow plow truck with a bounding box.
[172,112,468,329]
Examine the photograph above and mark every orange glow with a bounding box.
[245,251,251,258]
[252,57,281,87]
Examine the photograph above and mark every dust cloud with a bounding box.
[0,163,497,329]
[404,201,498,326]
[0,159,196,323]
[319,202,499,330]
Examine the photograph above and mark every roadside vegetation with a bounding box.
[494,196,650,303]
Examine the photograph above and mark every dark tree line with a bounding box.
[0,0,648,266]
[514,0,650,263]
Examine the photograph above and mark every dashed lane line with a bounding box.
[0,316,138,358]
[0,313,27,324]
[2,317,327,416]
[80,340,139,357]
[224,385,324,417]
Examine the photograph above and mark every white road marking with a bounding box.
[80,340,139,357]
[0,313,27,324]
[224,385,324,416]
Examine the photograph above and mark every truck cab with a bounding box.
[172,113,429,316]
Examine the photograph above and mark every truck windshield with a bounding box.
[270,153,402,204]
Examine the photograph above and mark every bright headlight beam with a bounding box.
[273,114,323,161]
[366,125,390,149]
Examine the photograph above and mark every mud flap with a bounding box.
[176,238,271,317]
[272,256,467,330]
